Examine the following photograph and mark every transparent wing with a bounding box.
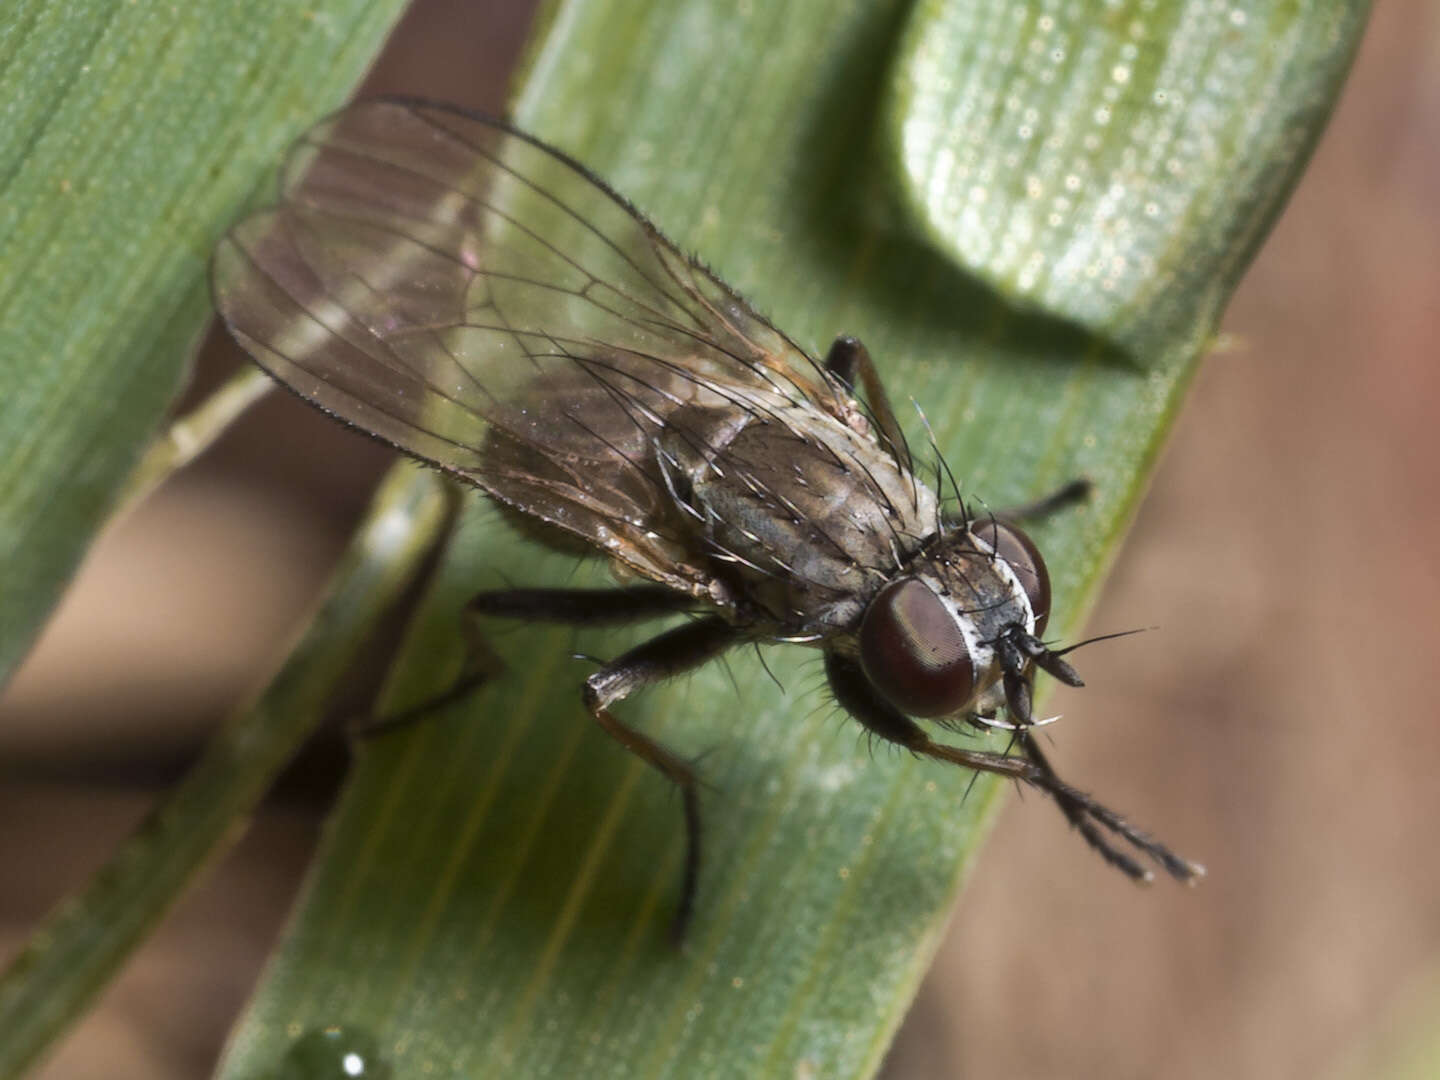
[211,99,844,594]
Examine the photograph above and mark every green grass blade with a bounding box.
[0,0,413,687]
[204,2,1366,1077]
[0,463,451,1079]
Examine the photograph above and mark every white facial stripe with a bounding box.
[966,529,1038,635]
[950,594,994,682]
[909,535,1038,710]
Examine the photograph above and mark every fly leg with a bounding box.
[824,652,1204,883]
[466,584,697,625]
[358,586,697,737]
[1015,723,1201,882]
[992,478,1093,522]
[583,616,744,943]
[995,659,1196,882]
[823,335,911,471]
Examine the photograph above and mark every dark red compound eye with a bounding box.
[972,519,1052,636]
[858,578,976,718]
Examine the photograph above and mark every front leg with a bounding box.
[584,616,744,943]
[823,652,1203,883]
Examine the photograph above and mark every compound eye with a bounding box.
[859,578,976,718]
[973,519,1052,635]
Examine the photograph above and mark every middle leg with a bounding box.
[823,335,912,473]
[990,478,1093,523]
[583,615,745,942]
[358,585,698,737]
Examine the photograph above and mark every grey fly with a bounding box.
[211,100,1203,939]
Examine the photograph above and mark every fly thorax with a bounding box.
[674,408,937,634]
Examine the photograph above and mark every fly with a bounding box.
[211,99,1203,939]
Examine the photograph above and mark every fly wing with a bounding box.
[212,99,845,595]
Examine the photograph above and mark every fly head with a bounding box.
[856,516,1075,726]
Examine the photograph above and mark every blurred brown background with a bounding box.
[3,3,1437,1078]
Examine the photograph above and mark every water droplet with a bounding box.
[277,1025,389,1080]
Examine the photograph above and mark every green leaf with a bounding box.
[0,0,1360,1075]
[0,0,413,686]
[887,0,1368,360]
[204,2,1365,1077]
